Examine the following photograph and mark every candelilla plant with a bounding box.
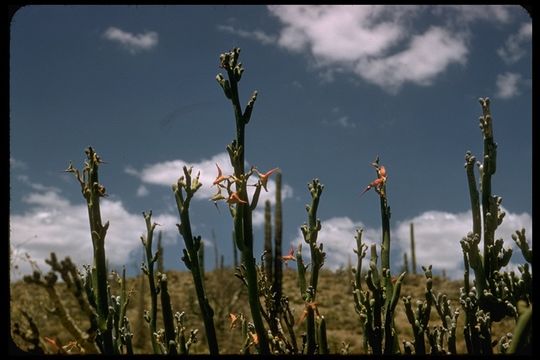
[214,47,279,354]
[460,98,532,354]
[352,158,405,355]
[173,166,219,354]
[64,147,115,354]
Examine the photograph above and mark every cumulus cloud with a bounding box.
[16,174,61,193]
[10,157,28,170]
[498,22,532,64]
[354,27,467,91]
[103,27,158,54]
[292,208,531,279]
[393,208,532,279]
[217,24,277,45]
[495,72,522,99]
[125,152,293,227]
[10,190,177,281]
[291,216,380,271]
[433,5,514,24]
[267,6,472,93]
[261,5,524,92]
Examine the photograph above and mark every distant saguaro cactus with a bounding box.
[273,172,283,310]
[264,200,273,281]
[403,252,409,274]
[232,230,238,268]
[156,231,164,274]
[410,223,417,275]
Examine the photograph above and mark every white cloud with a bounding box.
[103,27,158,54]
[292,208,531,280]
[125,152,293,227]
[10,190,178,281]
[354,26,467,92]
[10,157,28,170]
[323,115,356,129]
[393,208,532,279]
[495,72,522,99]
[217,24,277,45]
[16,174,61,193]
[267,5,471,93]
[292,216,380,271]
[434,5,514,24]
[337,116,355,128]
[136,185,149,197]
[498,22,532,64]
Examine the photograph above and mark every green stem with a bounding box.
[509,306,532,354]
[174,168,219,355]
[306,306,316,355]
[158,274,177,355]
[219,48,269,354]
[68,147,113,354]
[141,212,160,354]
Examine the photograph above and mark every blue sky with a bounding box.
[10,5,532,280]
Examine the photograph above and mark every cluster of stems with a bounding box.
[402,266,458,354]
[352,158,404,354]
[295,179,328,354]
[460,98,532,354]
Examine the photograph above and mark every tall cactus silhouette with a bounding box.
[410,223,417,275]
[402,252,409,274]
[232,230,238,267]
[272,171,283,329]
[264,200,273,281]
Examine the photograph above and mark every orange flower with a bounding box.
[297,302,321,325]
[213,164,229,186]
[378,165,387,179]
[255,167,279,191]
[250,332,259,345]
[360,165,387,197]
[281,246,296,267]
[44,337,61,352]
[227,191,248,205]
[228,313,240,329]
